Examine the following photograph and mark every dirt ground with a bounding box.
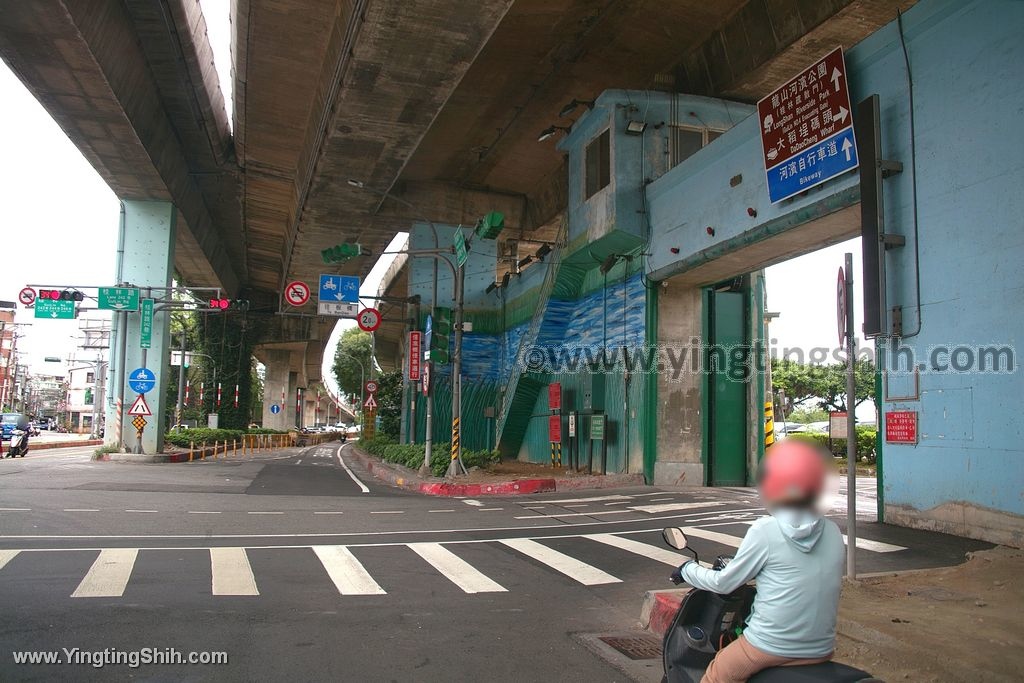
[835,546,1023,682]
[460,459,606,482]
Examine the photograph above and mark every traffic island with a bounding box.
[348,445,644,496]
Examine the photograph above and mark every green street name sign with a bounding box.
[140,298,154,349]
[98,286,140,311]
[34,299,75,320]
[454,230,468,269]
[590,414,605,441]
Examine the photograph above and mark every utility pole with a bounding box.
[446,250,467,477]
[175,331,186,427]
[844,252,858,580]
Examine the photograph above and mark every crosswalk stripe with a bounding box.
[71,548,138,598]
[312,546,386,595]
[843,535,906,553]
[681,526,743,548]
[690,521,906,553]
[585,534,689,566]
[0,549,19,570]
[210,547,258,596]
[629,501,728,514]
[500,538,621,585]
[408,543,506,594]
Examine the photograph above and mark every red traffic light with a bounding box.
[209,298,230,310]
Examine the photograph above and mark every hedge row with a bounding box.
[787,426,877,464]
[164,427,287,447]
[358,435,499,477]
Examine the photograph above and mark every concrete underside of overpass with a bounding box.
[0,0,911,403]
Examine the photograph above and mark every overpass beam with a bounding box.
[105,200,176,453]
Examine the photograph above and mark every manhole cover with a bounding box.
[598,635,663,660]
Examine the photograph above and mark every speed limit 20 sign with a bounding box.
[357,307,382,332]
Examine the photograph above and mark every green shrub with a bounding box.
[92,444,121,459]
[785,427,877,465]
[165,428,244,447]
[246,428,287,435]
[358,437,499,477]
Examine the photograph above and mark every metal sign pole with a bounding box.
[844,252,857,580]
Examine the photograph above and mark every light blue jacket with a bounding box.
[678,510,844,658]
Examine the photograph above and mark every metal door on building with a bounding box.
[705,288,748,486]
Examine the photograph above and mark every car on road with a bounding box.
[775,422,807,436]
[1,413,30,442]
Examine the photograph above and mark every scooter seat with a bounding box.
[749,661,874,682]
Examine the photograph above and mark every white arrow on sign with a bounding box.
[831,66,842,92]
[841,138,854,162]
[833,106,849,125]
[363,395,377,409]
[127,394,152,416]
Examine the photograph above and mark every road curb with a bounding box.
[348,446,644,496]
[24,439,103,451]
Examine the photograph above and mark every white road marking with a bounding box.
[125,510,158,514]
[603,501,631,506]
[409,543,506,593]
[462,500,484,507]
[563,504,589,508]
[500,538,620,585]
[295,459,302,465]
[428,510,455,513]
[312,545,385,595]
[630,502,728,514]
[64,509,100,513]
[370,511,404,515]
[210,547,258,596]
[540,495,633,504]
[513,510,635,520]
[313,511,344,515]
[681,526,743,548]
[247,511,284,515]
[336,447,369,493]
[71,548,138,598]
[0,549,20,570]
[521,505,547,510]
[649,497,675,502]
[478,508,503,512]
[0,508,30,512]
[844,535,906,553]
[187,511,221,515]
[585,533,689,566]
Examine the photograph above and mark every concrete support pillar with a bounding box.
[261,349,292,431]
[105,200,176,453]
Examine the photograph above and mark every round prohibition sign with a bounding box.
[285,280,311,307]
[364,380,379,395]
[18,287,36,305]
[357,307,382,332]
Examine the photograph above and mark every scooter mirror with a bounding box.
[662,527,688,550]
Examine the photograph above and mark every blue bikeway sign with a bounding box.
[128,368,156,394]
[319,274,360,304]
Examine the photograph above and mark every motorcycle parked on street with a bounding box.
[6,429,29,458]
[659,527,879,683]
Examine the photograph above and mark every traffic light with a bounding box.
[430,307,452,364]
[207,298,249,312]
[475,211,505,240]
[321,242,362,264]
[38,289,83,301]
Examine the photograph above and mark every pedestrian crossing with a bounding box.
[0,524,907,601]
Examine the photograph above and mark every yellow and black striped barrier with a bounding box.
[450,417,460,460]
[764,400,775,447]
[550,442,562,468]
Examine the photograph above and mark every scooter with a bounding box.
[659,527,879,683]
[6,429,29,458]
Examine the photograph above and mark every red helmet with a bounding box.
[760,439,828,505]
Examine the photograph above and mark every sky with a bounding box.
[0,3,870,414]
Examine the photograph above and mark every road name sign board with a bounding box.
[758,47,858,204]
[285,280,311,307]
[319,274,360,304]
[408,331,422,381]
[590,414,605,441]
[885,411,918,444]
[317,302,359,318]
[127,394,152,416]
[454,230,468,268]
[98,287,140,312]
[128,368,156,394]
[140,298,154,349]
[34,299,75,319]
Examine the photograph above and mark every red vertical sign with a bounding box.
[548,415,562,444]
[885,411,918,444]
[408,331,422,381]
[548,382,562,411]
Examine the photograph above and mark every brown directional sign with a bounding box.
[757,47,853,171]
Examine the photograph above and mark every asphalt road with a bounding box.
[0,442,990,682]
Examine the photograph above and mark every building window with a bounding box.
[585,129,611,199]
[670,126,726,168]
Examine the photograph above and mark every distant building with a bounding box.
[28,373,66,421]
[0,310,16,411]
[66,365,102,433]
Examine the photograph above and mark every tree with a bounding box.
[375,371,404,439]
[332,328,372,399]
[772,358,875,413]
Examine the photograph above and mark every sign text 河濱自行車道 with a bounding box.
[758,47,858,204]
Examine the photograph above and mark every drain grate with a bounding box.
[599,635,663,660]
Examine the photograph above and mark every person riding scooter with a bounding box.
[6,428,29,458]
[670,439,844,683]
